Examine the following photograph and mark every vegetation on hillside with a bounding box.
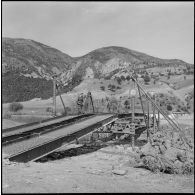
[2,71,53,103]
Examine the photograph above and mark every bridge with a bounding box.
[2,75,187,163]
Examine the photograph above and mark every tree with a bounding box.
[9,102,23,112]
[167,104,172,111]
[126,75,131,81]
[116,77,122,85]
[100,86,105,91]
[167,72,171,79]
[144,75,150,84]
[124,100,130,108]
[120,75,126,81]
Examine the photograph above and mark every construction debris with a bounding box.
[136,129,194,174]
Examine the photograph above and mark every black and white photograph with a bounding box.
[1,1,194,193]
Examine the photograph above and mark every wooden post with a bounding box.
[147,99,150,142]
[153,94,156,133]
[59,94,66,115]
[131,79,136,150]
[53,77,56,116]
[158,111,160,130]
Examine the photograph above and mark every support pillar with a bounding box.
[130,79,136,150]
[158,111,160,130]
[53,77,56,116]
[147,99,150,142]
[153,94,156,133]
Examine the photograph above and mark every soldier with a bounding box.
[77,93,84,114]
[84,91,94,113]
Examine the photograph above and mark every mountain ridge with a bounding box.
[2,37,193,103]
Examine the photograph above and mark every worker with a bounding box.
[77,93,84,114]
[84,91,94,113]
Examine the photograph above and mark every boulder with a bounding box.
[163,147,181,163]
[112,169,128,176]
[141,142,159,157]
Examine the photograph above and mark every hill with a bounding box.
[2,37,74,76]
[2,37,194,103]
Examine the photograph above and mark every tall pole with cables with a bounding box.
[53,76,57,117]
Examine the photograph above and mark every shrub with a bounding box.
[126,75,131,81]
[46,107,53,113]
[3,112,12,119]
[124,100,130,107]
[9,102,23,112]
[100,86,105,91]
[144,75,151,84]
[116,77,122,85]
[167,104,172,111]
[120,75,126,81]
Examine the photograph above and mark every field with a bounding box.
[2,74,194,128]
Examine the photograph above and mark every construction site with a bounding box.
[2,73,194,193]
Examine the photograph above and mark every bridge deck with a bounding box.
[2,115,78,136]
[3,114,114,161]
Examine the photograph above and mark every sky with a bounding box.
[2,1,194,63]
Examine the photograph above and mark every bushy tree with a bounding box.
[116,77,122,85]
[167,104,172,111]
[120,75,126,81]
[100,86,105,91]
[126,75,131,81]
[9,102,23,112]
[144,75,150,84]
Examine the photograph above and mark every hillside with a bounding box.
[2,37,194,103]
[62,46,190,81]
[2,37,74,76]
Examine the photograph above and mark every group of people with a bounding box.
[76,92,94,114]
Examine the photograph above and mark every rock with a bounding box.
[164,140,172,149]
[174,160,183,169]
[25,179,33,184]
[141,142,158,157]
[159,144,166,154]
[87,169,103,175]
[163,147,181,163]
[112,169,128,176]
[177,151,187,163]
[182,161,194,174]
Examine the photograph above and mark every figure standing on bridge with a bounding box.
[83,91,95,113]
[77,93,84,114]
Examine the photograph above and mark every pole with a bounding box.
[131,80,135,150]
[147,99,150,142]
[53,77,56,116]
[59,94,66,115]
[152,94,156,133]
[158,111,160,130]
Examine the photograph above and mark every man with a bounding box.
[84,91,95,113]
[77,93,84,114]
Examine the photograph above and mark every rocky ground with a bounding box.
[2,144,194,193]
[2,115,194,193]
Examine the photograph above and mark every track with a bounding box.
[2,114,94,145]
[3,114,115,162]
